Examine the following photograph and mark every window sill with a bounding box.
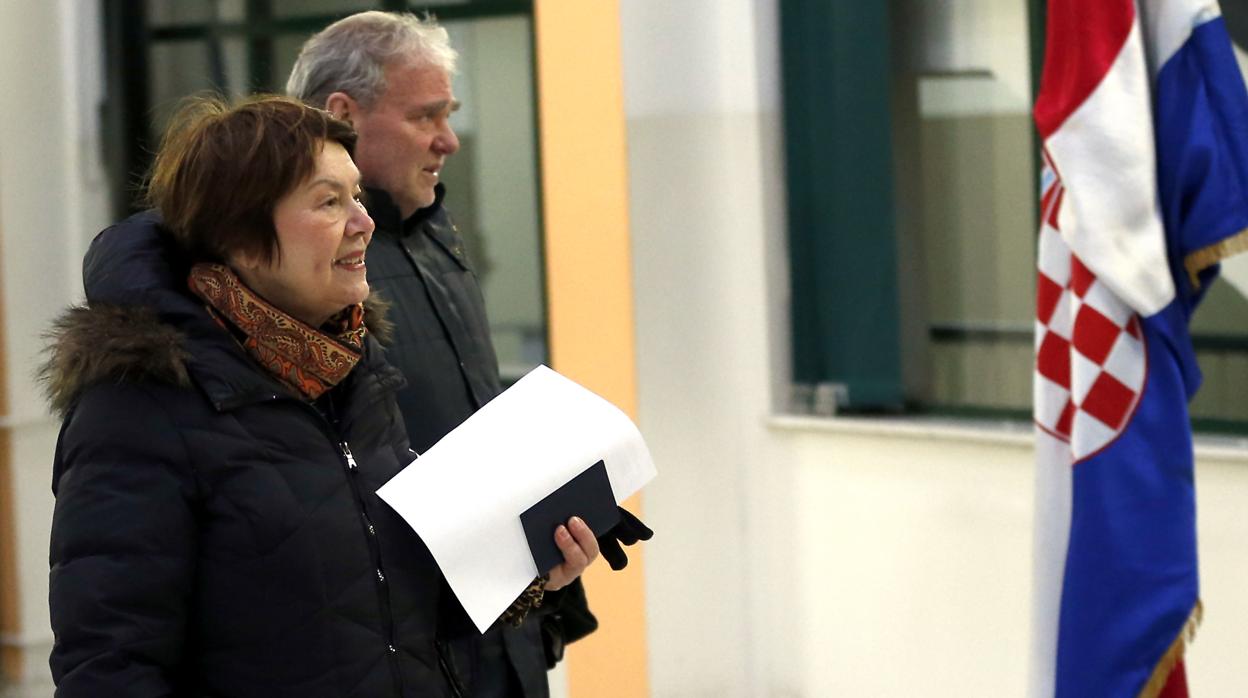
[767,413,1248,463]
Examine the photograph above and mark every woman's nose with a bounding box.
[351,202,375,240]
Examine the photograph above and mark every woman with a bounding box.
[41,95,597,697]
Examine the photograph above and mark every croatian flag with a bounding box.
[1030,1,1248,697]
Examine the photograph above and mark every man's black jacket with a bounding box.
[365,186,597,696]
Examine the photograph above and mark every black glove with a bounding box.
[597,507,653,571]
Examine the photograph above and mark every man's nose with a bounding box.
[435,121,459,155]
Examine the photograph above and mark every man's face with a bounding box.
[350,61,460,219]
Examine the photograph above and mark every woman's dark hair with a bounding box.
[146,94,358,265]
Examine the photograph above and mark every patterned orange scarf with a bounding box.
[187,263,367,400]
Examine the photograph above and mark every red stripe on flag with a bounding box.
[1034,0,1136,139]
[1158,660,1189,698]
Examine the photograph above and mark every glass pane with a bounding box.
[887,0,1248,428]
[1189,283,1248,423]
[146,0,215,26]
[271,0,379,19]
[439,16,546,381]
[1187,5,1248,427]
[892,0,1037,412]
[148,38,253,139]
[148,40,213,137]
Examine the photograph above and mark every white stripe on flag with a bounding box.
[1141,0,1221,73]
[1045,21,1175,316]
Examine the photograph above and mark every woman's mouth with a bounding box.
[334,253,366,271]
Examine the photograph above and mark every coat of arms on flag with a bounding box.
[1030,1,1248,696]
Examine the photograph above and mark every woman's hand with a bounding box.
[544,516,600,591]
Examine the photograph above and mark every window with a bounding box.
[780,0,1248,432]
[103,0,547,380]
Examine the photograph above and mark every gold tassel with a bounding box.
[1184,228,1248,290]
[1138,600,1203,698]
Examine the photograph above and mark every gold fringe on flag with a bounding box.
[1184,228,1248,290]
[1138,600,1203,698]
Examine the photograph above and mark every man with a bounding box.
[286,12,598,697]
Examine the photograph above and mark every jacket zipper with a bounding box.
[338,440,405,695]
[224,393,408,696]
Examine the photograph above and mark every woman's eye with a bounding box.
[321,197,339,208]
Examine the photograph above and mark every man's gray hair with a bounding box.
[286,11,458,109]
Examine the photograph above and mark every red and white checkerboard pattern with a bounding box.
[1034,176,1148,462]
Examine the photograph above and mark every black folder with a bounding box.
[520,460,620,573]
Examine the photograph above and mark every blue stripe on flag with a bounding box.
[1054,14,1248,697]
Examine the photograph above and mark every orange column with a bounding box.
[532,2,648,697]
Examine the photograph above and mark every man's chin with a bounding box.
[410,187,437,211]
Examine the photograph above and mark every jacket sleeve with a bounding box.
[535,578,598,668]
[48,384,199,697]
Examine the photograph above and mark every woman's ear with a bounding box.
[228,248,264,274]
[325,92,356,123]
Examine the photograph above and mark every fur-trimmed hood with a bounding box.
[39,298,393,418]
[40,304,192,417]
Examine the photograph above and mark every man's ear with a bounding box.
[325,92,357,122]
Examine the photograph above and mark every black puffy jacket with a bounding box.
[44,212,464,697]
[365,188,598,697]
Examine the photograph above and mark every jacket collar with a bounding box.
[365,184,447,236]
[366,185,473,272]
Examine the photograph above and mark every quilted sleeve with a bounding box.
[48,384,199,697]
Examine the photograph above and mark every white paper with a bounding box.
[376,365,657,633]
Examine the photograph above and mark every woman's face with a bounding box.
[232,140,375,327]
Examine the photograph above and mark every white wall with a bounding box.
[622,1,1248,696]
[0,1,110,694]
[621,0,797,694]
